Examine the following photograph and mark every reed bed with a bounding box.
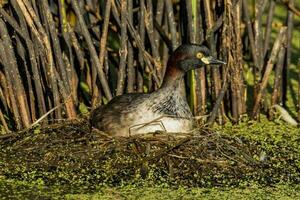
[0,0,299,132]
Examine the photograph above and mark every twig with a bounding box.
[126,0,135,93]
[263,1,275,58]
[207,67,229,126]
[116,0,128,95]
[71,0,112,101]
[271,46,285,108]
[0,18,31,128]
[165,0,178,49]
[282,0,294,106]
[282,0,300,17]
[94,0,112,104]
[252,27,287,118]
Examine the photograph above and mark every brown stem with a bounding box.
[165,0,178,49]
[207,68,230,126]
[126,0,135,93]
[282,0,294,106]
[145,0,162,81]
[71,0,112,101]
[271,47,285,111]
[282,0,300,17]
[263,1,275,58]
[204,0,224,122]
[0,19,31,128]
[252,27,287,118]
[116,0,128,96]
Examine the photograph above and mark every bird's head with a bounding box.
[162,44,226,87]
[168,44,226,72]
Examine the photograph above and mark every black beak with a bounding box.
[203,56,226,65]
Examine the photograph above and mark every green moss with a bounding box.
[60,184,300,199]
[1,177,299,200]
[1,118,300,198]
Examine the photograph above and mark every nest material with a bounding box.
[0,119,299,188]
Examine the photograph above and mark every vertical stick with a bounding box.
[252,27,287,118]
[254,0,267,72]
[204,0,224,123]
[0,19,31,128]
[16,0,62,119]
[242,0,259,69]
[154,0,164,48]
[271,46,285,111]
[298,58,300,122]
[41,0,77,119]
[263,1,275,58]
[282,0,294,106]
[116,0,128,96]
[165,0,178,49]
[186,0,204,115]
[137,0,145,93]
[145,0,162,81]
[95,0,112,104]
[71,0,112,101]
[127,0,135,93]
[0,41,22,129]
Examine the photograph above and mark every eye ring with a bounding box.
[196,52,204,59]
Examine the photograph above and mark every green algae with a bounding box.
[1,177,299,200]
[0,119,299,199]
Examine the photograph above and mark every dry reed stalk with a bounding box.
[185,0,204,116]
[196,0,206,115]
[116,0,128,96]
[0,71,8,112]
[41,1,70,94]
[15,36,36,122]
[282,0,300,17]
[282,0,294,106]
[298,58,300,122]
[223,0,245,122]
[126,0,135,93]
[41,0,77,119]
[208,67,230,126]
[271,46,285,119]
[145,0,162,81]
[0,19,31,128]
[0,108,8,132]
[161,14,170,83]
[165,0,178,49]
[0,42,22,129]
[137,0,145,93]
[0,7,47,119]
[92,0,112,105]
[126,9,134,91]
[252,27,287,118]
[154,0,164,48]
[16,0,62,119]
[242,0,259,78]
[71,0,112,101]
[203,0,224,123]
[254,0,267,71]
[263,1,275,58]
[125,12,160,88]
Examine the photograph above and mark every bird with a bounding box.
[91,44,226,136]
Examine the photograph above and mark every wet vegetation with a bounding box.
[1,117,300,198]
[0,0,300,198]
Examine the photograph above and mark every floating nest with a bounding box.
[0,119,299,188]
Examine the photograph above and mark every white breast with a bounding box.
[127,114,194,136]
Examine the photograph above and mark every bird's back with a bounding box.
[91,88,195,136]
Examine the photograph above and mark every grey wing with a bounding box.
[90,93,148,130]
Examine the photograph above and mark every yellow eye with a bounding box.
[196,52,204,59]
